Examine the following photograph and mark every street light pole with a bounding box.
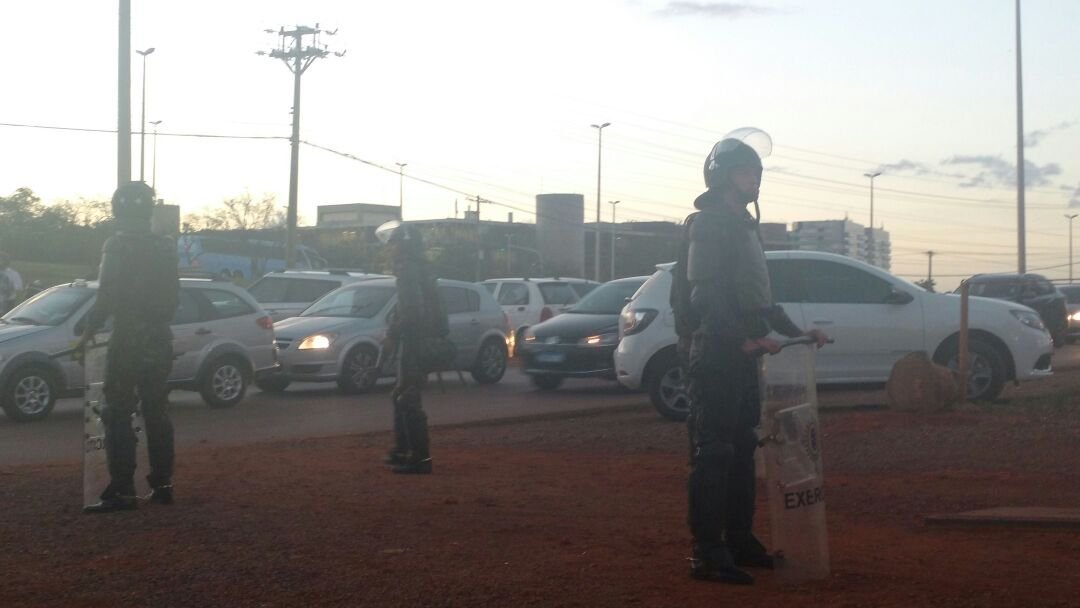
[609,200,620,281]
[864,171,882,266]
[118,0,131,189]
[591,122,611,282]
[1067,214,1078,283]
[150,120,162,194]
[1016,0,1027,274]
[396,162,407,220]
[136,47,155,182]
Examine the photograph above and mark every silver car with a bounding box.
[265,278,510,393]
[0,278,278,422]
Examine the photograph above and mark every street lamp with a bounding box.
[864,171,882,266]
[609,200,620,281]
[136,47,156,182]
[1067,214,1078,283]
[149,120,162,194]
[396,162,407,219]
[591,122,611,282]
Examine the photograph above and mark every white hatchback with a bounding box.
[614,251,1054,420]
[481,278,599,351]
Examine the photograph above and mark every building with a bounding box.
[791,219,891,270]
[759,222,791,250]
[316,203,400,228]
[536,194,585,278]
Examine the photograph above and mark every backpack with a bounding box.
[670,213,700,339]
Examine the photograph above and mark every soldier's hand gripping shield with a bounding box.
[79,341,150,507]
[758,337,829,583]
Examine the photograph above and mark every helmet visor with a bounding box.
[718,127,772,159]
[375,220,402,244]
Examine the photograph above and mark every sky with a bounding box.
[3,0,1079,289]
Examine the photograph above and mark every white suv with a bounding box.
[615,251,1054,420]
[247,270,388,321]
[481,278,598,351]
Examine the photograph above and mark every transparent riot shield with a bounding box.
[82,342,150,507]
[759,339,829,583]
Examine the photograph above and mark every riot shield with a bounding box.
[82,342,150,507]
[759,339,829,583]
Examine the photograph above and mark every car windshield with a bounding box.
[302,285,395,318]
[2,286,95,327]
[569,279,646,315]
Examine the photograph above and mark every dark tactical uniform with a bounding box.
[384,225,448,474]
[83,182,179,511]
[673,137,807,584]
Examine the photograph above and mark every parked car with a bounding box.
[0,278,278,422]
[265,278,510,393]
[961,273,1068,346]
[1058,284,1080,342]
[615,251,1054,421]
[480,277,599,352]
[520,276,648,390]
[247,269,388,321]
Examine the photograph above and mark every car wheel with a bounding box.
[647,350,690,422]
[472,338,508,384]
[531,374,564,391]
[1,366,58,422]
[338,345,379,394]
[200,356,249,408]
[936,337,1007,402]
[255,376,291,393]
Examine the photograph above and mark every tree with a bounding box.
[184,193,284,231]
[914,278,936,293]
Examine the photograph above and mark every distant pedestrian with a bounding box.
[0,252,21,314]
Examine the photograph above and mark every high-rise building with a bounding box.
[790,219,890,270]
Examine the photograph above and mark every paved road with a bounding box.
[0,367,646,466]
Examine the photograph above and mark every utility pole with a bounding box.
[1067,214,1078,283]
[609,200,620,281]
[591,122,611,281]
[925,250,935,284]
[150,120,162,193]
[396,162,407,219]
[1015,0,1027,274]
[259,25,343,268]
[117,0,132,189]
[864,171,882,267]
[506,234,513,274]
[470,195,484,280]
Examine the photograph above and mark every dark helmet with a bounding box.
[375,220,424,257]
[111,181,156,221]
[702,127,772,189]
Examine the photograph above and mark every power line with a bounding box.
[0,121,288,140]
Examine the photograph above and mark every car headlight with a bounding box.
[1011,310,1046,332]
[620,308,658,337]
[298,333,336,350]
[580,332,619,346]
[1070,311,1080,322]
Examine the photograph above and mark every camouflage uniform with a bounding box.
[383,224,448,474]
[84,183,179,505]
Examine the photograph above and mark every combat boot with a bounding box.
[689,546,754,585]
[84,483,138,514]
[391,457,433,474]
[149,484,174,505]
[729,533,774,569]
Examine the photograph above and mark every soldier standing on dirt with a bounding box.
[671,128,827,584]
[376,221,449,474]
[78,181,179,513]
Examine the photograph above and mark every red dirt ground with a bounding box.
[2,379,1079,607]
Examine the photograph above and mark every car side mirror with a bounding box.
[885,288,914,305]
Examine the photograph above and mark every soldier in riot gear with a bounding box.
[78,181,179,513]
[376,221,449,474]
[672,128,827,584]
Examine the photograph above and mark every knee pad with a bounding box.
[692,440,734,484]
[100,403,133,432]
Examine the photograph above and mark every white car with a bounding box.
[247,270,389,322]
[615,251,1054,420]
[480,278,599,351]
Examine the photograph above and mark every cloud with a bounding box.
[941,155,1062,189]
[1069,183,1080,208]
[872,159,966,179]
[1024,121,1074,148]
[654,2,778,18]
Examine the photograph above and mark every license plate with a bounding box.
[536,352,565,364]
